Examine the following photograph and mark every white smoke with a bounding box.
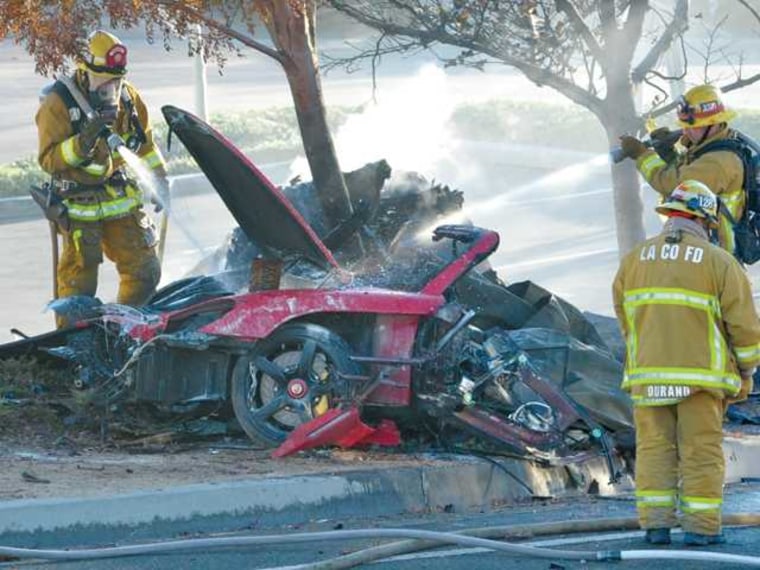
[288,63,461,181]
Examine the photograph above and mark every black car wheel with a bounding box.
[231,323,359,447]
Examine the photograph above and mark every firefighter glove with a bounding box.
[618,135,648,160]
[151,176,170,214]
[649,127,678,163]
[78,116,110,156]
[649,127,670,141]
[728,373,754,404]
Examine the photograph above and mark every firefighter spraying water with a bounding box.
[613,84,760,264]
[33,30,170,326]
[101,130,207,263]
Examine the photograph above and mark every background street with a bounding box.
[3,484,760,569]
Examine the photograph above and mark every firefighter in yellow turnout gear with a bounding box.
[35,30,168,322]
[613,180,760,546]
[618,84,745,255]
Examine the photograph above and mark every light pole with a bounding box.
[191,24,208,121]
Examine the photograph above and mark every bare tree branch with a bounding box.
[617,0,651,69]
[158,0,284,63]
[328,0,605,116]
[555,0,604,62]
[597,0,617,34]
[701,15,728,82]
[631,0,688,83]
[735,0,760,24]
[722,72,760,93]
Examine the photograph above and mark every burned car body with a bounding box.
[1,107,632,480]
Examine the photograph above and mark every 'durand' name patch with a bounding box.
[646,385,692,400]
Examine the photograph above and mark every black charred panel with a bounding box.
[161,105,335,269]
[135,346,230,404]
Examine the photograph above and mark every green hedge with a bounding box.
[450,100,609,151]
[3,102,759,198]
[450,101,760,151]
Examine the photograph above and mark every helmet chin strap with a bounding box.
[695,122,729,146]
[696,125,713,146]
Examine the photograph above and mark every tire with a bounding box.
[230,323,359,447]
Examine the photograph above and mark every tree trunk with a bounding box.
[263,1,354,229]
[283,62,354,227]
[609,157,646,255]
[603,78,647,256]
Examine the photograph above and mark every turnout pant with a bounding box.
[56,210,160,325]
[634,391,725,535]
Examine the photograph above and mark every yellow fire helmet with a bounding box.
[77,30,128,78]
[655,180,719,227]
[676,84,736,128]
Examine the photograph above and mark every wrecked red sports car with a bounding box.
[0,107,633,481]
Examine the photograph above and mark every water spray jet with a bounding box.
[110,135,206,267]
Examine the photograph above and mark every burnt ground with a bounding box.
[0,356,456,502]
[2,355,760,503]
[0,394,446,503]
[0,440,443,502]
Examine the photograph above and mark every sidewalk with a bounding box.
[1,430,759,537]
[0,450,627,535]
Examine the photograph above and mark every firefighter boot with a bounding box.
[683,532,726,546]
[645,528,671,545]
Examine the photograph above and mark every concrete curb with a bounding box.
[1,433,758,536]
[725,434,760,484]
[0,455,628,535]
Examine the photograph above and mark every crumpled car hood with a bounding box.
[161,105,338,270]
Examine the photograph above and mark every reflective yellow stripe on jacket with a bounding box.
[719,188,744,256]
[81,162,108,178]
[736,343,760,368]
[65,195,142,222]
[621,287,740,393]
[638,153,667,183]
[60,136,85,167]
[60,136,109,178]
[141,148,164,170]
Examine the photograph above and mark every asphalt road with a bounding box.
[2,484,760,569]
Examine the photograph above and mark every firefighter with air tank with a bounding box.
[35,30,169,325]
[613,179,760,546]
[616,84,747,256]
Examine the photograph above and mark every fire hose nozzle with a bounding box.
[105,131,127,153]
[610,129,683,164]
[609,146,628,164]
